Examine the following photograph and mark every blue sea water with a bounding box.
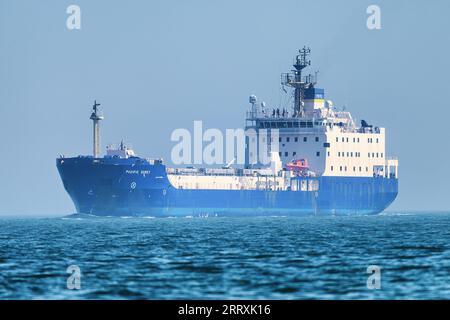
[0,212,449,299]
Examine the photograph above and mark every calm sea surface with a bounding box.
[0,212,449,299]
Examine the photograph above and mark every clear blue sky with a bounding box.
[0,0,449,214]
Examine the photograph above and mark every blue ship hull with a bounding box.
[56,157,398,217]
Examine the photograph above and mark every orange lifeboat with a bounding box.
[285,159,309,176]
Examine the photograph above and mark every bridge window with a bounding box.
[303,137,307,142]
[295,137,298,142]
[315,137,319,142]
[284,152,288,157]
[336,137,339,142]
[316,152,320,157]
[286,137,290,142]
[293,152,296,157]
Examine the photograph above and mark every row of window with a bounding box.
[331,166,370,173]
[267,136,380,145]
[257,121,325,129]
[368,152,383,158]
[337,152,384,158]
[336,137,379,143]
[278,151,384,159]
[338,151,361,158]
[280,151,321,157]
[277,136,320,143]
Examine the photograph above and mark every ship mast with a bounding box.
[90,100,104,158]
[281,46,317,117]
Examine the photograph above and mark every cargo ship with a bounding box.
[57,48,398,216]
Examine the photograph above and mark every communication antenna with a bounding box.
[249,95,258,117]
[293,46,311,72]
[281,46,317,117]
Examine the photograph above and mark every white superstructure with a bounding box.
[245,100,398,178]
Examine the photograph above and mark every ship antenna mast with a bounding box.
[281,46,317,117]
[90,100,104,158]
